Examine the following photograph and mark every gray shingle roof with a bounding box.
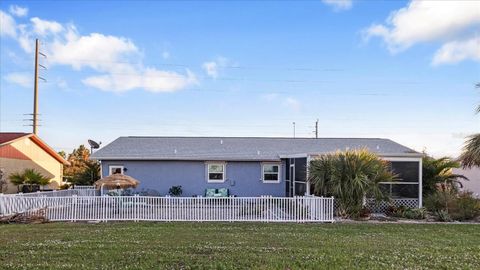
[91,136,421,161]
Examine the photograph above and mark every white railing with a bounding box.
[3,188,97,198]
[0,195,334,223]
[73,185,95,190]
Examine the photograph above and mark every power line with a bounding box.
[45,57,345,72]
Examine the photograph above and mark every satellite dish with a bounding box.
[88,139,101,149]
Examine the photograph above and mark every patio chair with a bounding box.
[217,188,229,197]
[205,188,216,197]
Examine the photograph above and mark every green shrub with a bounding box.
[388,205,426,220]
[451,192,480,221]
[424,190,456,213]
[425,191,480,221]
[435,210,452,222]
[309,149,396,218]
[168,185,182,196]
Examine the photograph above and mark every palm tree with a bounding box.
[309,149,396,218]
[422,155,467,195]
[24,169,50,191]
[9,171,27,192]
[460,82,480,168]
[8,169,49,192]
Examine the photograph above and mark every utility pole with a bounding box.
[293,122,296,138]
[315,119,318,139]
[33,38,39,134]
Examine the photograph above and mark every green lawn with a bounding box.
[0,222,479,269]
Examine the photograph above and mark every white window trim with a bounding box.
[206,162,226,183]
[109,165,124,175]
[262,163,281,183]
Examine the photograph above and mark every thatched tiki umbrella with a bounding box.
[95,174,140,190]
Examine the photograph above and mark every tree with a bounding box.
[422,155,467,195]
[62,145,101,185]
[309,149,396,218]
[460,135,480,168]
[8,172,25,192]
[460,83,480,168]
[0,168,7,193]
[73,160,101,185]
[8,169,50,192]
[57,150,67,159]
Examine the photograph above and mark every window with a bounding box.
[207,163,225,182]
[263,163,280,183]
[109,165,124,175]
[378,159,421,199]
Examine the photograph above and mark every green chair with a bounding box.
[205,188,216,197]
[217,188,229,197]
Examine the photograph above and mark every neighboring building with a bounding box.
[453,167,480,198]
[91,136,423,206]
[0,132,69,193]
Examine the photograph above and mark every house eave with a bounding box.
[90,156,282,162]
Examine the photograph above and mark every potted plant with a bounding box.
[169,185,182,197]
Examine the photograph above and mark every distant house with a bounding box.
[0,133,69,193]
[453,167,480,198]
[91,136,423,206]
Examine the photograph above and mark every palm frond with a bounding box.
[460,133,480,168]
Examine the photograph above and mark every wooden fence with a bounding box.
[0,195,334,223]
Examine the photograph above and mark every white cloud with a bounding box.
[9,5,28,17]
[162,51,170,59]
[202,61,218,79]
[5,72,31,88]
[261,93,279,102]
[0,10,17,38]
[49,31,138,71]
[322,0,352,11]
[1,10,197,93]
[284,97,301,111]
[432,36,480,65]
[202,57,229,79]
[363,1,480,65]
[31,17,64,36]
[83,68,197,93]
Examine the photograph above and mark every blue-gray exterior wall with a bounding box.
[100,160,286,197]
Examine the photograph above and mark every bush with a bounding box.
[435,210,452,222]
[169,185,182,196]
[309,149,396,218]
[388,205,426,220]
[451,192,480,221]
[138,188,161,197]
[425,190,480,221]
[424,190,456,213]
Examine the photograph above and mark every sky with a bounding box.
[0,0,479,157]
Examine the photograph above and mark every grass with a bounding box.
[0,222,479,269]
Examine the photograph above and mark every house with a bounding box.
[91,136,423,206]
[453,167,480,198]
[0,132,69,193]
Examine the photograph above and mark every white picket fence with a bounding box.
[0,195,334,223]
[8,189,97,198]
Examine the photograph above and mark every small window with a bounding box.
[109,165,124,175]
[263,163,280,183]
[207,163,225,183]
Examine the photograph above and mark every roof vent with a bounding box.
[174,149,177,154]
[257,150,261,155]
[220,139,223,145]
[376,145,380,150]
